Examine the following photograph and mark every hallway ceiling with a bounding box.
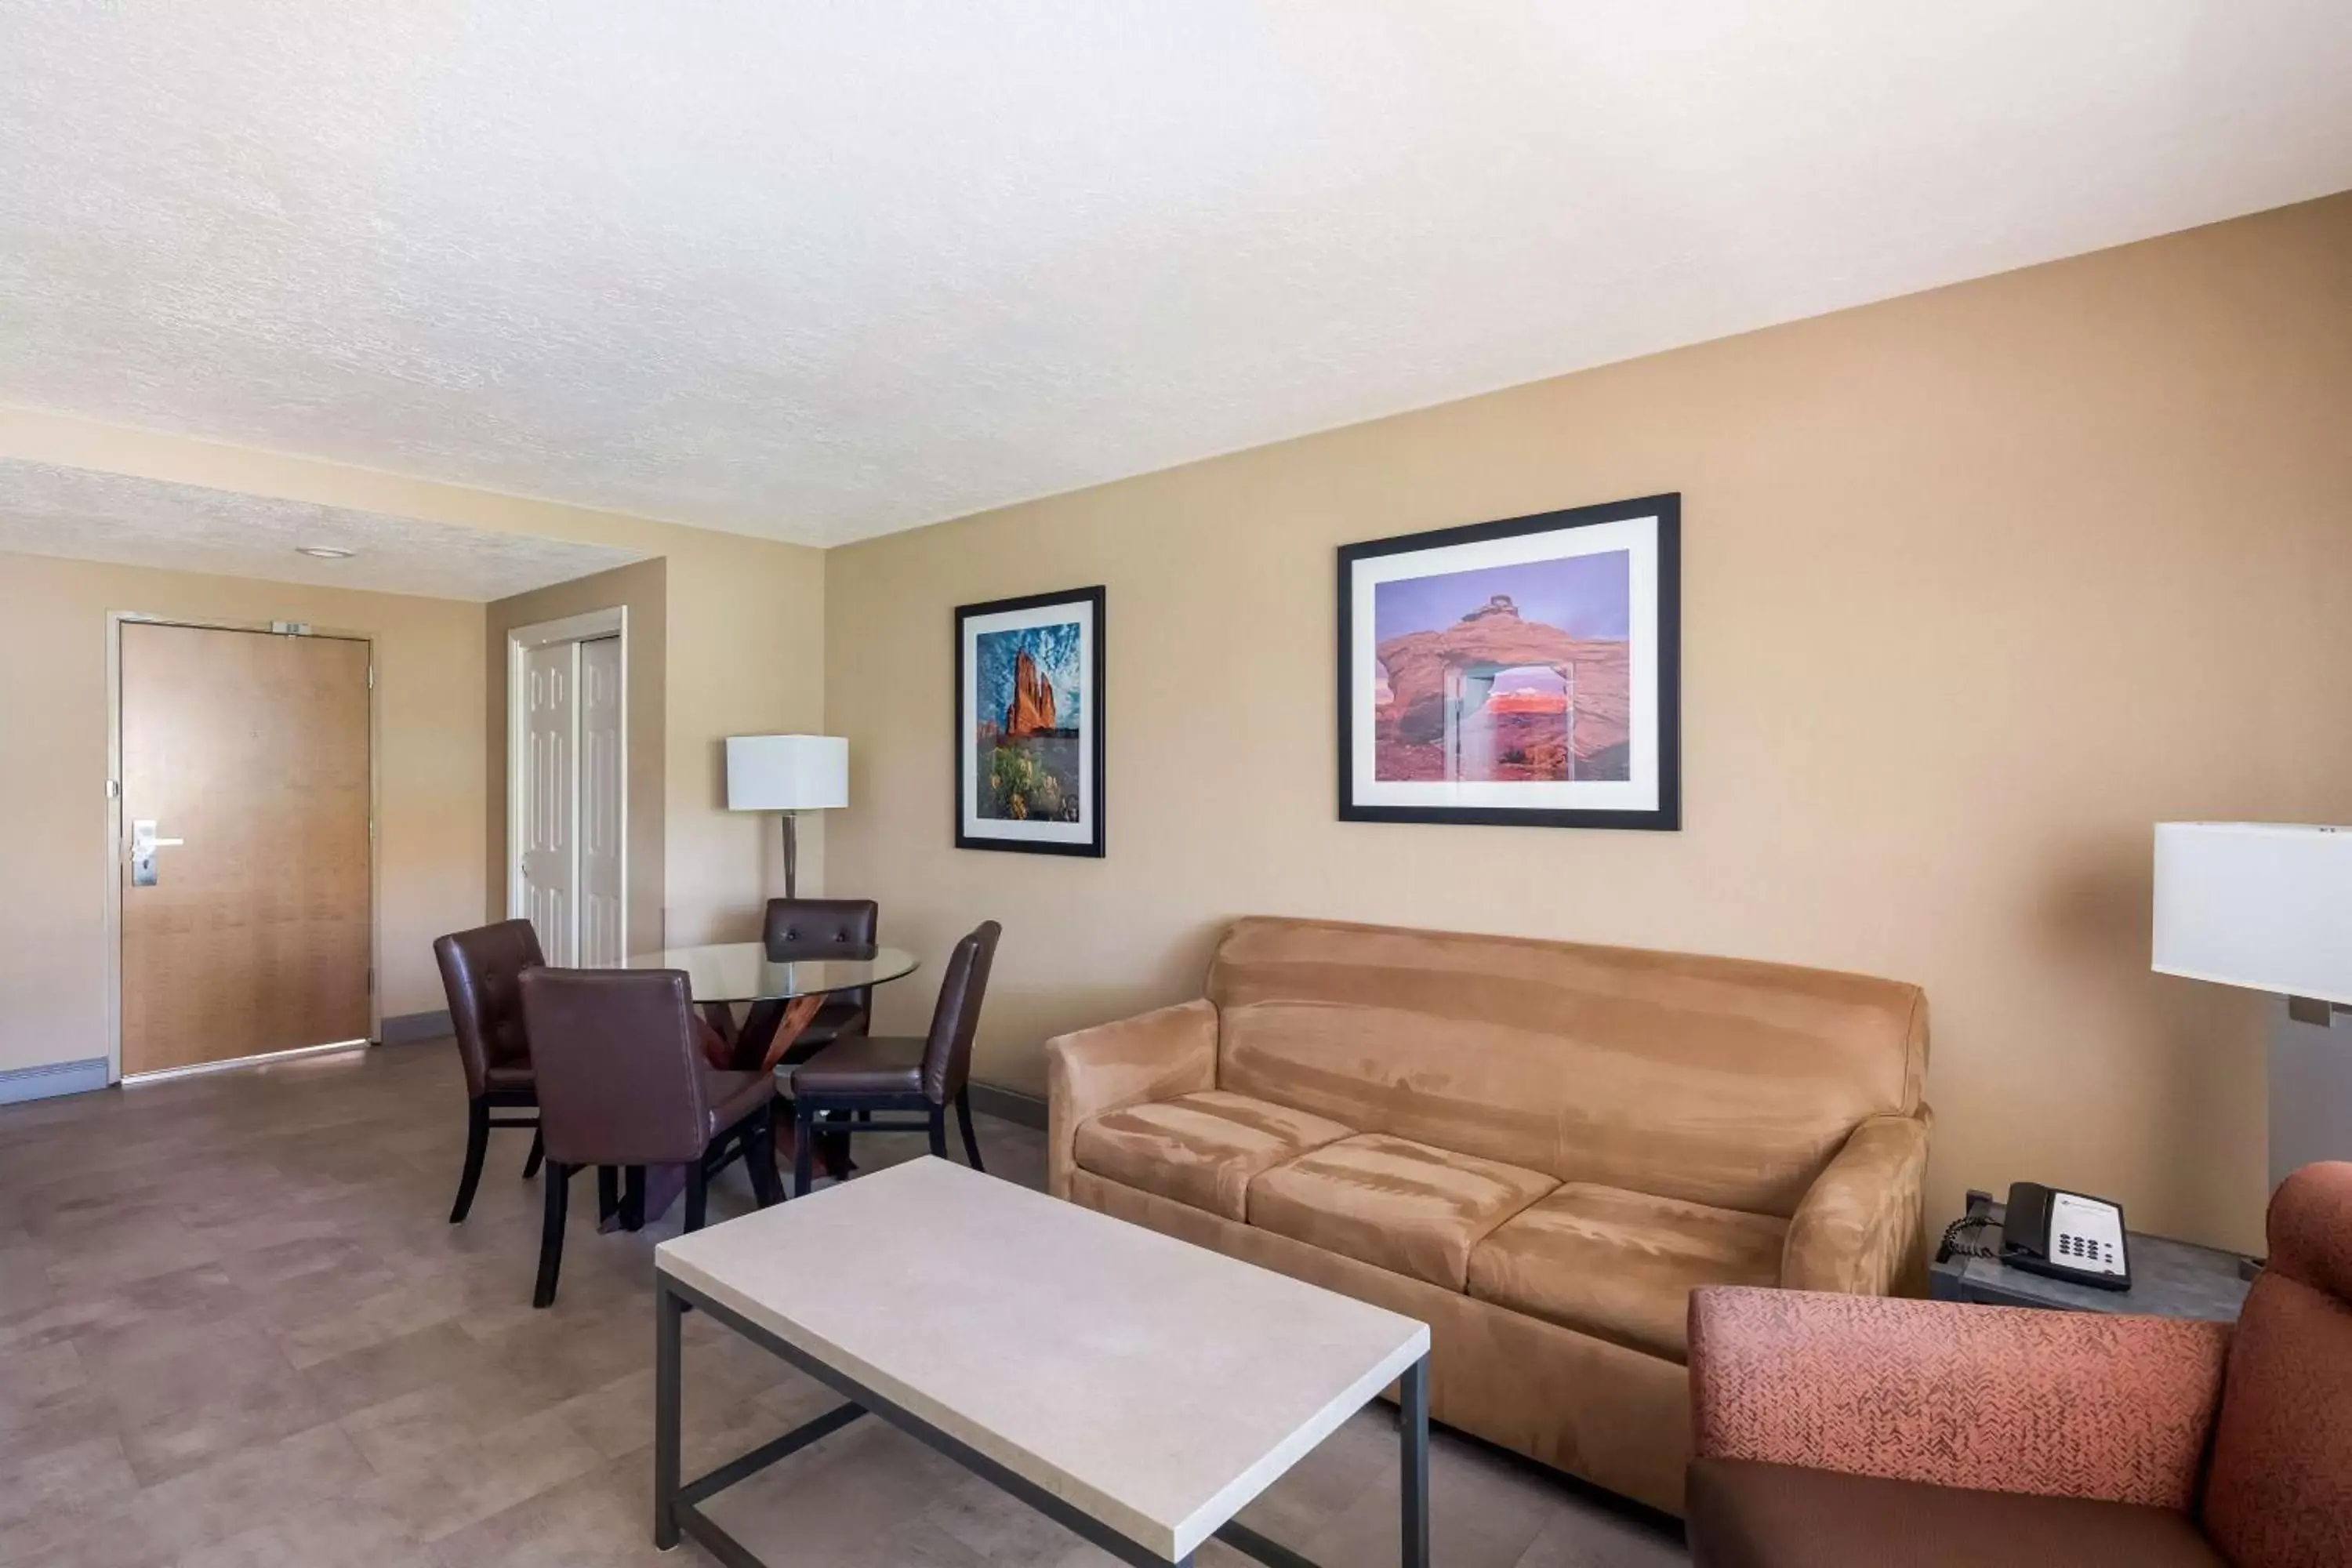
[0,462,645,601]
[2,2,2347,547]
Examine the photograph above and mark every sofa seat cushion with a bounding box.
[1072,1091,1355,1221]
[1468,1184,1787,1362]
[1247,1133,1558,1290]
[1686,1458,2223,1568]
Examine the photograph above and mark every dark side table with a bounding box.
[1929,1189,2252,1321]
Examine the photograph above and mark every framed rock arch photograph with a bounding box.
[1338,495,1679,830]
[955,585,1107,856]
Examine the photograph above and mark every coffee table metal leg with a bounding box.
[1211,1519,1316,1567]
[653,1270,1401,1568]
[655,1279,682,1551]
[1400,1355,1429,1568]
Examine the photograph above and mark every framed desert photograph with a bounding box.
[955,586,1106,856]
[1338,494,1679,830]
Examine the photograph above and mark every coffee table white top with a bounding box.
[655,1157,1429,1561]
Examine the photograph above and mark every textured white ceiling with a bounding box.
[0,461,644,601]
[2,3,2348,547]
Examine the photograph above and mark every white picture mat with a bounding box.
[960,598,1095,844]
[1348,515,1661,811]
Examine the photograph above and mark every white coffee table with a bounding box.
[652,1157,1432,1567]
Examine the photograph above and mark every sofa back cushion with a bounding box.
[1207,916,1926,1217]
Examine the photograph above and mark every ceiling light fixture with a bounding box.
[296,545,355,558]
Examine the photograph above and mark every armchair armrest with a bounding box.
[1044,999,1218,1200]
[1689,1286,2230,1508]
[1780,1109,1932,1295]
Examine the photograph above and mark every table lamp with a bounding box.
[2152,822,2352,1193]
[727,735,848,900]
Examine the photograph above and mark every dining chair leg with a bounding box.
[450,1098,489,1225]
[622,1165,647,1232]
[956,1088,985,1173]
[533,1161,569,1309]
[818,1111,855,1181]
[713,1121,750,1180]
[684,1160,710,1233]
[793,1102,818,1199]
[746,1109,785,1208]
[522,1127,545,1179]
[927,1105,949,1160]
[596,1165,620,1226]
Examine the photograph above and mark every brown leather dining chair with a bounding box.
[783,920,1000,1198]
[434,919,546,1225]
[761,897,880,1057]
[519,967,784,1308]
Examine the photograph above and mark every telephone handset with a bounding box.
[2001,1181,2131,1291]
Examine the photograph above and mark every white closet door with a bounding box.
[577,634,626,966]
[519,641,577,964]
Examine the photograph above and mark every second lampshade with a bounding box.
[727,735,848,899]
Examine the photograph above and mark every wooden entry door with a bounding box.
[120,622,373,1075]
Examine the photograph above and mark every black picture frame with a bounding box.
[953,586,1108,857]
[1337,493,1680,831]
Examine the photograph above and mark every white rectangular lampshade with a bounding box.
[2153,822,2352,1004]
[726,734,848,812]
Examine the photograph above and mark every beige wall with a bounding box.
[0,408,832,968]
[487,560,669,956]
[826,192,2352,1254]
[658,528,829,947]
[0,551,485,1075]
[483,537,829,953]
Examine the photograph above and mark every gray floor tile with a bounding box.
[0,1039,1686,1567]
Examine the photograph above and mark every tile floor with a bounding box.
[0,1040,1685,1566]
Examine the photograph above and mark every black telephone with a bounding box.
[2000,1181,2131,1291]
[1937,1182,2132,1291]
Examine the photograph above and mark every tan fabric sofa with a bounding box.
[1046,916,1931,1515]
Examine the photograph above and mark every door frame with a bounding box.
[104,612,382,1085]
[505,607,630,960]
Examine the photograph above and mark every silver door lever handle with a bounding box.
[128,820,183,855]
[128,819,180,887]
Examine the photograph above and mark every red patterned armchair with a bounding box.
[1686,1161,2352,1567]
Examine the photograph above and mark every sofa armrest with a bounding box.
[1780,1110,1931,1296]
[1689,1286,2230,1508]
[1044,1000,1218,1200]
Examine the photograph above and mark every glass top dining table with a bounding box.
[620,942,919,1005]
[619,942,920,1078]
